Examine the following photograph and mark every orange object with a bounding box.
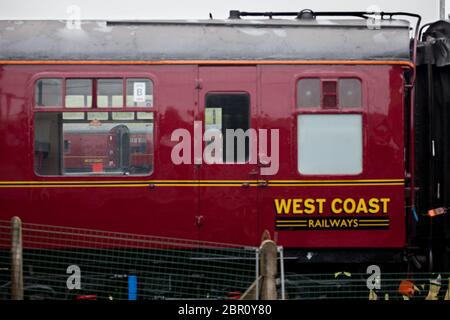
[92,163,104,173]
[398,280,415,297]
[89,119,102,127]
[428,207,446,217]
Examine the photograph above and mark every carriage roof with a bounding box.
[0,18,411,61]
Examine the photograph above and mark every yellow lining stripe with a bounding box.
[276,220,390,223]
[0,179,404,184]
[276,224,390,227]
[267,183,404,187]
[0,179,405,188]
[0,184,404,187]
[271,179,404,182]
[276,225,307,227]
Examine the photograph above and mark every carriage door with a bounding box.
[197,66,258,244]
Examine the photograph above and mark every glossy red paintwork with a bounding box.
[0,64,406,248]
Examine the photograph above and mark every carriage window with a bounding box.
[205,93,250,163]
[297,78,362,109]
[339,78,362,108]
[97,79,123,108]
[126,79,153,107]
[35,79,62,107]
[297,78,320,108]
[297,114,362,175]
[322,81,337,109]
[34,112,154,176]
[65,79,93,108]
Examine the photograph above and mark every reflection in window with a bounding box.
[35,79,62,107]
[339,78,362,108]
[205,93,250,163]
[34,112,154,176]
[297,78,320,108]
[298,114,362,175]
[34,113,62,175]
[126,79,153,107]
[97,79,123,108]
[65,79,93,108]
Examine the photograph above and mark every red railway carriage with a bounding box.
[0,11,426,266]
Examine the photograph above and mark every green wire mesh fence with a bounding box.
[1,218,449,300]
[0,219,259,300]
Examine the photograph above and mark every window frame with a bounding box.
[34,78,64,108]
[65,78,94,109]
[293,72,367,177]
[125,78,154,108]
[297,114,363,175]
[31,72,157,178]
[96,78,125,109]
[203,91,253,165]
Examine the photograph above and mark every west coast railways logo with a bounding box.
[274,197,391,230]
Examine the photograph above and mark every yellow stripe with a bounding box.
[0,183,403,188]
[276,219,390,222]
[0,183,253,188]
[275,224,391,226]
[268,183,404,187]
[276,221,308,223]
[0,184,150,188]
[0,179,405,188]
[0,179,404,184]
[272,179,404,183]
[276,225,307,227]
[0,180,197,184]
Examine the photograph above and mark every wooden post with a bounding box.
[259,239,277,300]
[239,231,280,300]
[10,216,23,300]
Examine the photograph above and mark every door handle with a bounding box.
[249,168,259,176]
[195,215,204,226]
[241,182,250,188]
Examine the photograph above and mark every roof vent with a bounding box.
[297,9,315,20]
[229,10,241,19]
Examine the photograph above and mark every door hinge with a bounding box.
[195,79,203,90]
[257,180,268,188]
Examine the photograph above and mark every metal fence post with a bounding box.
[278,246,285,300]
[255,248,259,300]
[11,216,23,300]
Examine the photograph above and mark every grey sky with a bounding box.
[0,0,445,24]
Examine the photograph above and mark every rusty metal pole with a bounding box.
[10,216,23,300]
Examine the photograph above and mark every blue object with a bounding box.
[128,275,137,300]
[412,207,419,222]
